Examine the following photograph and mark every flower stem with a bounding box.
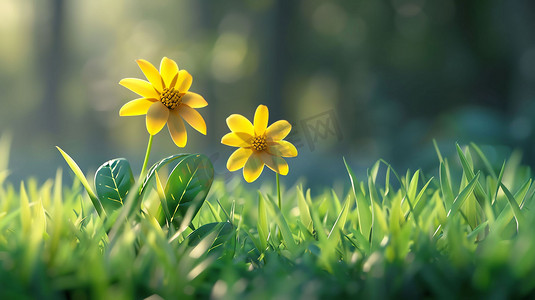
[139,134,154,180]
[276,173,281,210]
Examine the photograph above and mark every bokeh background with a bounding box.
[1,0,535,186]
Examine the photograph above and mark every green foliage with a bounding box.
[4,143,535,298]
[94,158,135,213]
[56,146,103,216]
[164,154,214,228]
[57,151,214,229]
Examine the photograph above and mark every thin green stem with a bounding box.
[276,172,282,241]
[276,173,281,210]
[139,134,154,180]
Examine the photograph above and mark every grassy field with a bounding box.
[1,142,535,299]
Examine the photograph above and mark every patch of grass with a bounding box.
[2,143,535,298]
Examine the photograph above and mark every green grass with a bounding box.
[2,143,535,299]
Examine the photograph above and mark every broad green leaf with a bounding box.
[165,154,214,228]
[94,158,134,213]
[56,146,103,217]
[141,154,189,195]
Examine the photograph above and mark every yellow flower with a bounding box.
[119,57,208,147]
[221,105,298,183]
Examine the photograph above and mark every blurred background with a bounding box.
[1,0,535,186]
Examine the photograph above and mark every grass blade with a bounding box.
[257,191,269,251]
[440,162,454,210]
[499,182,526,230]
[328,194,350,240]
[456,144,490,211]
[470,143,497,179]
[56,146,103,217]
[448,172,480,218]
[297,186,313,233]
[344,158,372,239]
[264,193,297,252]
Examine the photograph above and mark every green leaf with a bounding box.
[467,220,488,241]
[20,182,31,235]
[344,158,372,240]
[439,160,454,209]
[304,188,328,244]
[165,154,214,228]
[456,144,488,209]
[494,161,506,205]
[257,191,269,252]
[448,171,480,218]
[433,139,444,163]
[410,176,434,218]
[94,158,135,213]
[407,170,420,204]
[264,193,297,252]
[141,154,189,195]
[56,146,103,217]
[296,186,313,233]
[499,182,526,230]
[184,221,234,249]
[328,193,350,240]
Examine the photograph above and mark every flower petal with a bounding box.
[136,59,164,93]
[160,57,179,88]
[146,101,169,135]
[243,153,264,183]
[226,114,254,136]
[120,78,160,99]
[176,70,193,93]
[268,140,298,157]
[119,98,158,116]
[227,148,253,172]
[259,152,289,175]
[254,105,269,136]
[168,111,187,147]
[181,92,208,108]
[178,104,206,135]
[266,120,292,141]
[221,132,252,147]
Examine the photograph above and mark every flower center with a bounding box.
[160,88,182,109]
[251,135,267,151]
